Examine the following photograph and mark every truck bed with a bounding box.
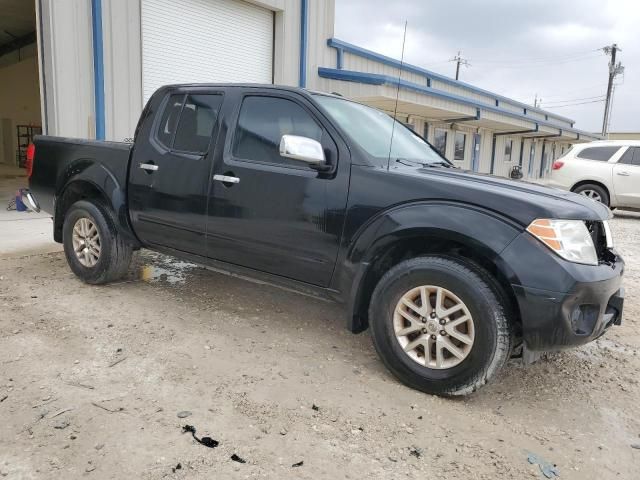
[30,136,132,218]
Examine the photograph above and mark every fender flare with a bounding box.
[54,159,138,244]
[341,201,524,332]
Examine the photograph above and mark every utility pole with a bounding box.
[534,94,541,108]
[601,43,624,135]
[451,51,470,80]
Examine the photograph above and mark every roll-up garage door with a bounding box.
[141,0,273,102]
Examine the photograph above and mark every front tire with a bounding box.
[62,200,132,284]
[368,256,514,396]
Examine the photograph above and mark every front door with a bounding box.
[206,90,349,287]
[128,91,223,256]
[612,146,640,207]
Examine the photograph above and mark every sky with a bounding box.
[334,0,638,133]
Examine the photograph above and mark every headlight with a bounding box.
[527,219,598,265]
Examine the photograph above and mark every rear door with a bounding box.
[612,146,640,207]
[205,89,350,287]
[128,89,223,256]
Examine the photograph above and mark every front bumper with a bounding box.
[501,233,624,351]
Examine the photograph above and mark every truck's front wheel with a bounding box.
[62,200,132,284]
[369,256,514,396]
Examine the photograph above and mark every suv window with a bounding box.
[233,96,323,167]
[173,94,223,153]
[157,94,184,148]
[576,146,620,161]
[618,147,640,166]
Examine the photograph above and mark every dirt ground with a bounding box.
[1,172,639,479]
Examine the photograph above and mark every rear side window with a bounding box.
[619,147,640,166]
[157,94,184,148]
[576,146,620,161]
[232,96,323,167]
[173,94,223,153]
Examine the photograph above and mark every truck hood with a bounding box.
[389,165,612,224]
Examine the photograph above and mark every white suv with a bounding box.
[546,140,640,210]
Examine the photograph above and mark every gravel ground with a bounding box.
[1,179,639,478]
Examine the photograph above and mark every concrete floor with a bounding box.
[0,164,62,258]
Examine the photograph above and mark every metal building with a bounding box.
[0,0,600,180]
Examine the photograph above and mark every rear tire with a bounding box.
[368,256,514,396]
[573,183,610,207]
[62,200,132,284]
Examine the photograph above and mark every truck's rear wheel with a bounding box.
[62,200,132,284]
[368,256,514,396]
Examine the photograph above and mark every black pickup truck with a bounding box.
[25,84,624,396]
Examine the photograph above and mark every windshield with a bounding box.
[314,95,448,166]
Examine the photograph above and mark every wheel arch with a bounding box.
[54,162,139,246]
[342,203,523,334]
[570,180,610,200]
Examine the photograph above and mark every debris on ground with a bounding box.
[311,404,319,411]
[172,463,182,473]
[230,454,246,464]
[182,425,219,448]
[177,411,192,418]
[527,452,560,478]
[631,443,640,450]
[409,446,423,458]
[0,395,7,403]
[53,419,70,430]
[292,461,304,467]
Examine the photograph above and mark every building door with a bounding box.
[140,0,274,103]
[471,133,481,172]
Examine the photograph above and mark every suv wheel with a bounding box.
[62,200,132,284]
[368,256,514,396]
[573,183,609,207]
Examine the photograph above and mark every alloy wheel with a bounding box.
[393,285,475,369]
[72,217,101,267]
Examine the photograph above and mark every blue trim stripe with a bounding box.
[326,38,577,126]
[317,67,598,141]
[299,0,308,88]
[91,0,105,140]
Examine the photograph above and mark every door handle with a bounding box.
[617,171,630,176]
[139,162,159,172]
[213,174,240,184]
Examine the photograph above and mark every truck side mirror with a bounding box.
[279,135,326,166]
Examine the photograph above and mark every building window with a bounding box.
[434,128,447,156]
[233,96,323,167]
[504,139,513,162]
[454,132,466,161]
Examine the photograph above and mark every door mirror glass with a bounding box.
[279,135,325,165]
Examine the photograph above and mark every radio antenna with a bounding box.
[387,20,408,171]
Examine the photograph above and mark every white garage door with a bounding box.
[141,0,274,102]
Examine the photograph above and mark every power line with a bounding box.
[543,94,607,106]
[470,53,604,69]
[470,48,602,64]
[537,83,609,99]
[546,99,606,108]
